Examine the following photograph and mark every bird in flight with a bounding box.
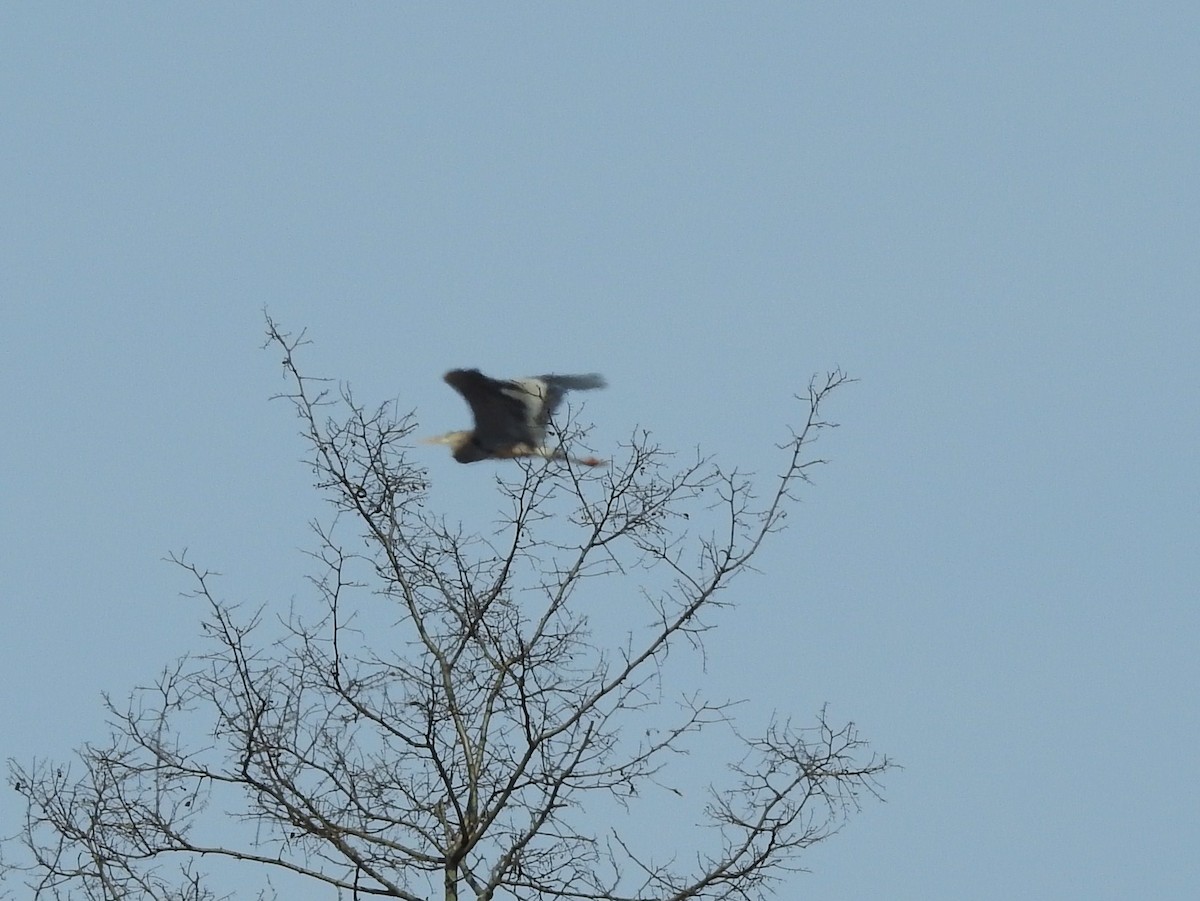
[426,369,607,466]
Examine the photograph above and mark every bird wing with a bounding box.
[529,373,607,427]
[502,377,555,440]
[444,370,536,446]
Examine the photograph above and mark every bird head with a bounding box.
[422,430,489,463]
[422,430,469,448]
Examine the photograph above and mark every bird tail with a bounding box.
[540,373,607,392]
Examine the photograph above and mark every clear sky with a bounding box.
[3,4,1197,899]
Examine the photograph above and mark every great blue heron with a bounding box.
[426,369,607,466]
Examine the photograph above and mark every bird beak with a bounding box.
[421,434,454,446]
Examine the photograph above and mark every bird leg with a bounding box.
[501,444,606,467]
[571,455,607,467]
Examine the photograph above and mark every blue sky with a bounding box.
[3,4,1197,898]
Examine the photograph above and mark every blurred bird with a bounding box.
[426,369,607,466]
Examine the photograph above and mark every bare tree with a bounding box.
[5,320,888,901]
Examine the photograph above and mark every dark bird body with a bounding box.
[427,369,606,465]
